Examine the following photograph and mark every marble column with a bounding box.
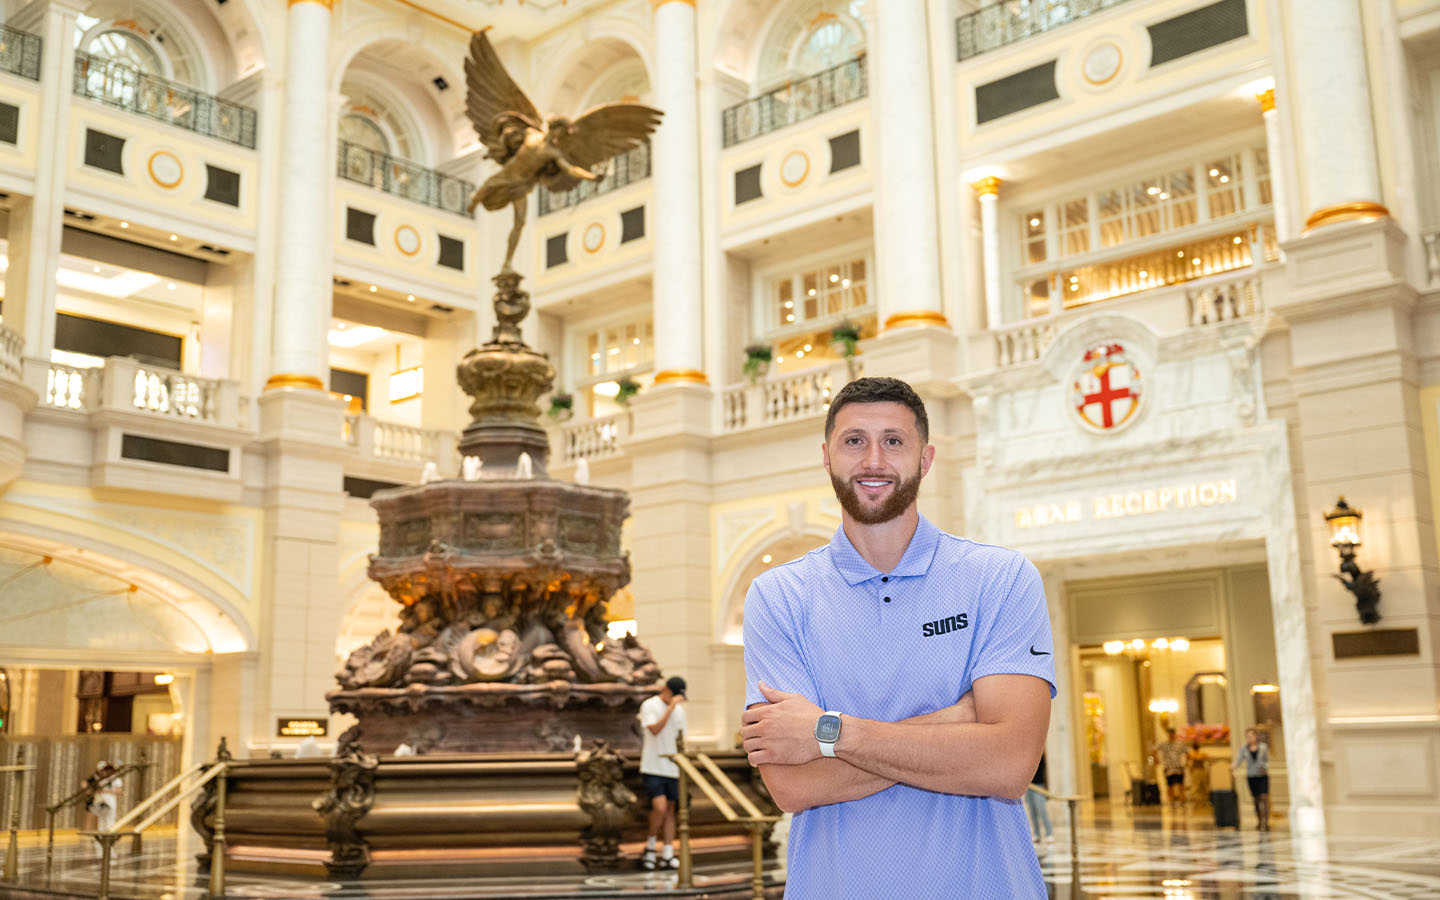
[871,0,946,331]
[1287,0,1388,232]
[972,177,1003,329]
[266,0,335,391]
[1257,89,1292,244]
[650,0,706,386]
[3,0,86,358]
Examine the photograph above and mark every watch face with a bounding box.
[814,713,841,743]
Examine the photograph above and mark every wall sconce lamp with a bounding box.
[1325,497,1381,625]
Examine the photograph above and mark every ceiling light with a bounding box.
[1233,236,1243,244]
[761,554,772,564]
[1191,258,1201,266]
[829,274,839,283]
[1103,640,1124,655]
[92,265,101,273]
[1029,217,1040,227]
[783,300,794,308]
[590,353,600,360]
[1152,638,1169,650]
[1159,192,1169,199]
[795,350,804,358]
[802,343,812,352]
[406,294,415,302]
[807,288,816,296]
[1219,175,1230,183]
[153,673,174,685]
[1147,186,1159,195]
[327,324,386,347]
[119,221,129,228]
[1177,251,1185,257]
[1138,270,1148,279]
[1209,168,1219,177]
[1170,638,1190,651]
[785,314,795,322]
[593,381,620,397]
[168,233,178,241]
[841,278,850,287]
[368,284,377,292]
[1250,683,1278,693]
[1129,638,1146,650]
[167,282,176,290]
[632,337,640,345]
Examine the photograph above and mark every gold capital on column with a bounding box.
[652,368,708,385]
[883,310,950,331]
[1256,88,1276,113]
[651,0,696,7]
[1302,201,1389,233]
[971,176,1001,197]
[289,0,335,7]
[264,373,326,391]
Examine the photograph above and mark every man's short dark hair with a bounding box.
[665,676,686,696]
[824,376,929,443]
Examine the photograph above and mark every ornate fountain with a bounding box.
[327,271,661,755]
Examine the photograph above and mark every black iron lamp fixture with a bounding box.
[1325,497,1382,625]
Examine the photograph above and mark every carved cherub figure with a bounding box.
[464,29,662,270]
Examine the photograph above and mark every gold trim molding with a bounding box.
[971,176,1001,197]
[288,0,335,8]
[883,310,950,331]
[651,0,697,7]
[652,368,708,385]
[264,373,326,391]
[1256,88,1276,113]
[1302,201,1389,233]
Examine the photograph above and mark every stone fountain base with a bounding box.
[327,681,653,754]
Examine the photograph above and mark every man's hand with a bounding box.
[669,694,686,707]
[740,681,823,766]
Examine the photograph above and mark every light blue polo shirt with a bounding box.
[743,514,1055,900]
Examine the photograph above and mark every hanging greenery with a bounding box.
[831,320,862,358]
[546,392,574,420]
[743,343,773,382]
[615,377,641,405]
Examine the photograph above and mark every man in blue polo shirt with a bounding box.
[741,376,1054,899]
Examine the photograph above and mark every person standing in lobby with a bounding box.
[1235,728,1271,831]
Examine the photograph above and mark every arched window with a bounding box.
[83,28,165,75]
[794,19,863,74]
[339,114,390,155]
[754,3,866,91]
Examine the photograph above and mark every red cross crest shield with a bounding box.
[1071,342,1142,432]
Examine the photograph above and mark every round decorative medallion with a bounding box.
[1081,41,1123,87]
[394,224,421,257]
[582,222,605,254]
[779,149,810,188]
[146,150,183,189]
[1069,342,1144,434]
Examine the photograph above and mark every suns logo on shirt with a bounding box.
[921,612,969,637]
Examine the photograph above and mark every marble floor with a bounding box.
[1,813,1438,899]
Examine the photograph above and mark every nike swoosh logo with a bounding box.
[1030,647,1051,656]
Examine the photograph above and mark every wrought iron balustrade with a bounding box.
[72,51,256,148]
[956,0,1135,61]
[337,139,476,216]
[721,56,867,148]
[537,141,652,216]
[0,25,41,81]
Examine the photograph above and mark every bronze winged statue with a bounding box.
[465,29,663,272]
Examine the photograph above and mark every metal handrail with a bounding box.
[43,761,151,872]
[721,55,867,148]
[667,744,779,900]
[86,760,229,900]
[336,138,476,216]
[1026,783,1084,889]
[0,25,42,82]
[73,50,257,149]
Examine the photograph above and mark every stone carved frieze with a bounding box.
[575,740,636,871]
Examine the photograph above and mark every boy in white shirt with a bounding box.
[638,675,687,870]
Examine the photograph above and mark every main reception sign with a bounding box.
[1013,479,1239,529]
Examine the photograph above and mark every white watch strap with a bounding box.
[817,710,841,757]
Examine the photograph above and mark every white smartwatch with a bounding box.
[814,711,843,758]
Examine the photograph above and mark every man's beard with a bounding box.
[829,466,923,525]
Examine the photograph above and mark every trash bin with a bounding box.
[1211,789,1239,827]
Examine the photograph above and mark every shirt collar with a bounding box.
[829,514,941,585]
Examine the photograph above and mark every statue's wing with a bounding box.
[554,103,664,171]
[465,30,542,159]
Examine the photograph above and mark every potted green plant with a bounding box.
[546,391,574,422]
[615,377,641,406]
[831,320,862,358]
[743,343,773,382]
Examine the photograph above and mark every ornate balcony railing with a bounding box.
[73,51,256,148]
[556,414,627,465]
[0,325,22,382]
[32,357,239,426]
[956,0,1136,62]
[337,140,476,216]
[1423,229,1440,284]
[720,359,858,433]
[343,415,458,469]
[0,25,42,81]
[537,141,652,216]
[721,56,867,148]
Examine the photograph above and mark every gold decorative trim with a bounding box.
[389,0,471,31]
[146,150,183,189]
[1302,201,1390,233]
[970,176,1001,197]
[393,224,421,257]
[780,149,810,188]
[883,310,950,331]
[651,0,697,7]
[1256,88,1276,113]
[582,222,606,254]
[652,368,708,385]
[1080,40,1124,86]
[288,0,335,7]
[264,373,325,391]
